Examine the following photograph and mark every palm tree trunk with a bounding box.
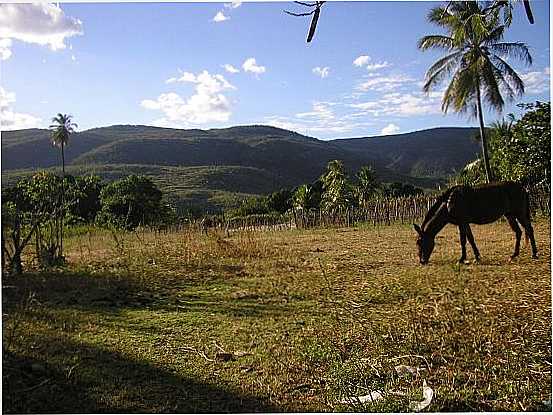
[60,142,65,260]
[475,83,493,183]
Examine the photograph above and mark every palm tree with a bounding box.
[418,1,532,183]
[355,165,379,208]
[49,113,77,261]
[49,113,77,177]
[321,160,352,213]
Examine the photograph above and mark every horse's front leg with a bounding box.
[506,215,522,261]
[464,224,481,262]
[458,225,468,264]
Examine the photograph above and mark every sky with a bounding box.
[0,0,550,140]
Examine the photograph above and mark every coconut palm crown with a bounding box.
[418,1,532,182]
[49,113,77,176]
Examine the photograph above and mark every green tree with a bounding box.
[383,182,424,198]
[489,101,550,184]
[320,160,352,213]
[96,175,163,230]
[2,172,75,272]
[355,165,380,207]
[266,189,294,214]
[418,1,532,183]
[293,184,317,212]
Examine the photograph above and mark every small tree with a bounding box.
[266,189,294,214]
[2,172,73,272]
[96,175,164,230]
[355,165,380,207]
[490,101,550,184]
[320,160,353,214]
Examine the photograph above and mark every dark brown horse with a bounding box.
[413,181,538,264]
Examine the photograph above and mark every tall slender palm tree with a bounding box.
[418,1,532,183]
[49,113,77,177]
[355,165,379,208]
[49,113,77,261]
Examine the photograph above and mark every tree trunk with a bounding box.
[476,83,493,183]
[60,142,65,260]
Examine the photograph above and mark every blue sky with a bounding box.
[1,1,550,139]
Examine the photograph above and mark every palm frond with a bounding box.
[488,41,532,65]
[423,51,464,92]
[417,35,457,51]
[490,54,525,96]
[479,56,505,113]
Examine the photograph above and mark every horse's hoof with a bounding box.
[458,259,469,265]
[532,254,539,260]
[473,258,481,264]
[509,255,518,263]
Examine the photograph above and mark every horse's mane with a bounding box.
[421,187,458,230]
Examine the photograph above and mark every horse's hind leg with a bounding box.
[464,224,480,262]
[516,214,538,259]
[506,215,522,261]
[458,225,468,264]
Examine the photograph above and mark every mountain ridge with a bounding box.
[1,124,481,211]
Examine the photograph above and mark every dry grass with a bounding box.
[3,219,551,412]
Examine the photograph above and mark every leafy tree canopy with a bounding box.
[96,175,164,230]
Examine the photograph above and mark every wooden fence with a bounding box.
[153,184,550,234]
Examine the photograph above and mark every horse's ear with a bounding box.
[413,224,422,235]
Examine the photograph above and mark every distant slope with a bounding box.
[334,127,480,178]
[1,124,407,184]
[1,124,481,211]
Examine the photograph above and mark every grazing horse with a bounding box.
[413,181,538,264]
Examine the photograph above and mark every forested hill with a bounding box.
[2,125,479,178]
[2,125,481,210]
[334,127,480,178]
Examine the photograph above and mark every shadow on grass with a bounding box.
[3,269,304,319]
[3,337,281,414]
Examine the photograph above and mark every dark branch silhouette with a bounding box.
[284,1,325,42]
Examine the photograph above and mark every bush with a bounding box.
[96,175,164,230]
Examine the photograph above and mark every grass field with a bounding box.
[3,219,551,412]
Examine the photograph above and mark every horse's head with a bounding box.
[413,223,435,265]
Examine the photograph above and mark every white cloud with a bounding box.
[213,11,229,22]
[351,91,442,117]
[224,1,242,9]
[381,123,400,135]
[142,70,236,126]
[242,57,266,76]
[223,64,240,74]
[353,55,370,67]
[166,71,197,84]
[312,66,330,78]
[520,67,550,94]
[357,74,415,92]
[265,101,373,137]
[0,38,12,60]
[0,87,42,130]
[366,61,391,72]
[0,3,83,53]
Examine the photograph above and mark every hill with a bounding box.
[1,125,481,211]
[333,127,481,178]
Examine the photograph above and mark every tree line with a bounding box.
[230,162,424,219]
[2,173,176,274]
